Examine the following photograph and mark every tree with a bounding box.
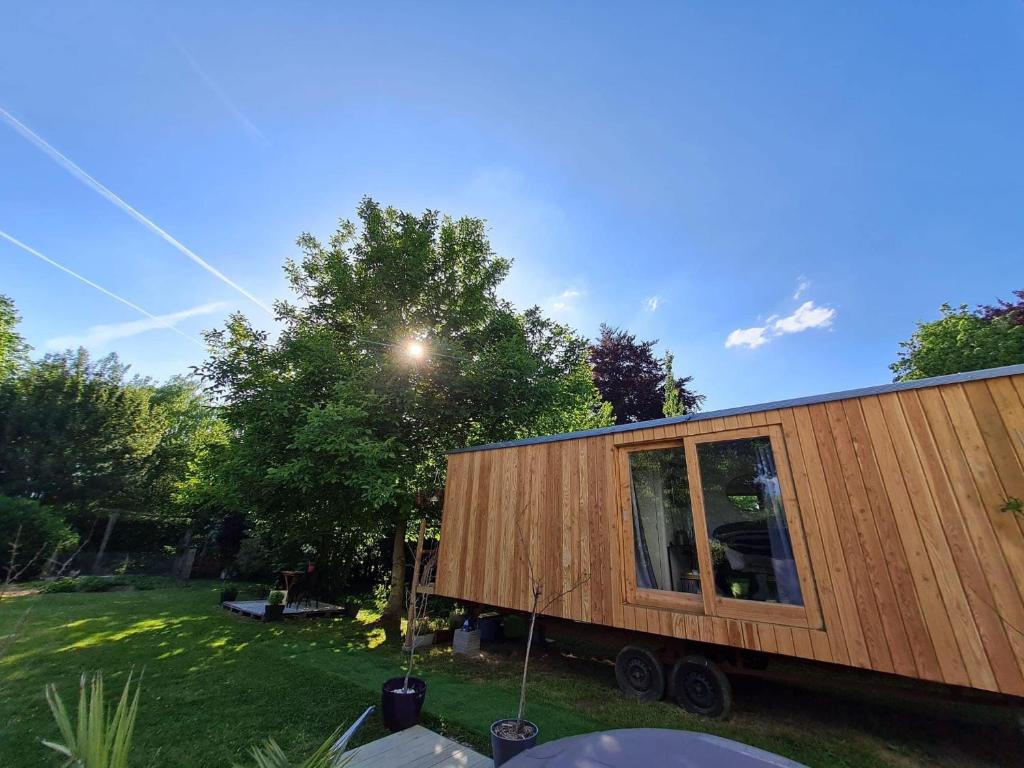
[589,325,703,424]
[662,350,681,417]
[0,295,29,380]
[0,349,164,514]
[978,289,1024,326]
[891,294,1024,381]
[199,198,611,633]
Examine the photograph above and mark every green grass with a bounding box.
[0,584,1017,767]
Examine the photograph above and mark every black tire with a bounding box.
[670,654,732,718]
[614,645,666,702]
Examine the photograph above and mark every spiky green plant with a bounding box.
[239,725,352,768]
[43,672,141,768]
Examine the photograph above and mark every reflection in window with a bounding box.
[628,448,701,595]
[696,437,803,606]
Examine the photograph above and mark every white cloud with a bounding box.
[725,326,770,349]
[46,301,227,350]
[548,288,583,313]
[793,276,810,300]
[645,296,662,312]
[724,300,836,350]
[773,301,835,334]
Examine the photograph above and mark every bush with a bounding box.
[38,575,175,594]
[38,577,79,594]
[0,495,76,579]
[267,590,285,606]
[233,538,271,579]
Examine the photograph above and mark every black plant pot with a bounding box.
[490,719,538,767]
[264,604,284,622]
[381,676,426,732]
[220,590,238,603]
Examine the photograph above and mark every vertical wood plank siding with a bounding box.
[435,373,1024,696]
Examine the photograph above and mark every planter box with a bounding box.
[453,628,481,656]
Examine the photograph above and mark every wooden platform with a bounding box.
[221,600,346,620]
[345,725,491,768]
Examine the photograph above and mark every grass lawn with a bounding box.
[0,583,1018,767]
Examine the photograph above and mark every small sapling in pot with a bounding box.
[264,589,285,621]
[490,509,590,767]
[381,550,436,732]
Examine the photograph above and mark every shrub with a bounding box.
[0,495,76,579]
[38,577,79,594]
[267,590,285,606]
[233,538,271,579]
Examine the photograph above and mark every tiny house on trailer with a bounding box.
[431,364,1024,716]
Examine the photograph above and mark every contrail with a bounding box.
[0,106,273,315]
[0,229,206,348]
[174,40,268,145]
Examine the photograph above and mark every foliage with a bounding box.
[590,325,703,424]
[977,289,1024,325]
[1001,497,1024,516]
[234,539,272,580]
[43,672,141,768]
[37,575,179,594]
[142,377,230,527]
[240,726,350,768]
[198,198,611,614]
[891,296,1024,381]
[662,350,681,417]
[0,495,76,579]
[0,349,164,516]
[0,295,29,381]
[267,590,285,606]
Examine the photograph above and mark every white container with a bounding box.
[453,628,481,656]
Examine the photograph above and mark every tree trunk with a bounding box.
[380,520,408,640]
[92,511,119,575]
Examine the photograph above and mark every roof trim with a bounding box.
[448,363,1024,455]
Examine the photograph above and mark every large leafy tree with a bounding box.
[0,349,164,513]
[891,292,1024,381]
[0,295,29,380]
[199,198,610,628]
[590,325,703,424]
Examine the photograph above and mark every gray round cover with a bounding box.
[503,728,808,768]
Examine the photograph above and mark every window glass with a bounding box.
[696,437,803,606]
[628,448,701,595]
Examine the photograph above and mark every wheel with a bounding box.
[614,645,666,702]
[670,654,732,718]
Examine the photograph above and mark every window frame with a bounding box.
[616,424,822,630]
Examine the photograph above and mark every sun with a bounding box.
[405,340,425,360]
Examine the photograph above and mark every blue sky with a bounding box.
[1,2,1021,410]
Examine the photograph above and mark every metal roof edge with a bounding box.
[447,362,1024,455]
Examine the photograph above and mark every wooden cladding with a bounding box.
[435,372,1024,696]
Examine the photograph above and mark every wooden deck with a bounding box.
[345,725,491,768]
[221,600,346,620]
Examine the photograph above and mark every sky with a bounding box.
[1,2,1022,411]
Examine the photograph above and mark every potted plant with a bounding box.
[381,552,436,732]
[434,616,454,645]
[264,590,285,622]
[490,514,590,767]
[220,583,239,603]
[729,578,750,599]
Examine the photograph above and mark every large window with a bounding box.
[628,448,701,596]
[620,425,817,627]
[695,437,803,606]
